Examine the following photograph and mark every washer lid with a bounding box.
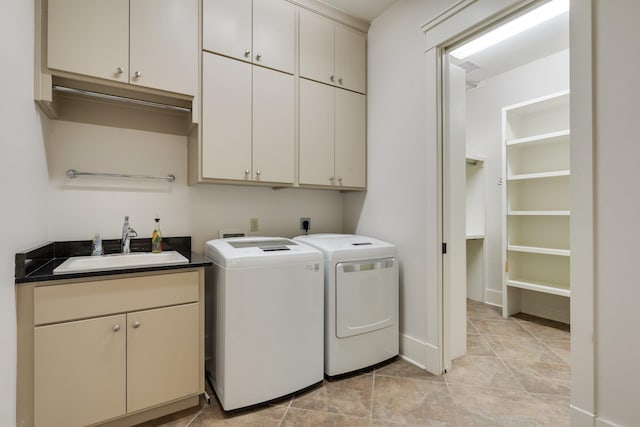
[205,236,323,268]
[294,234,397,260]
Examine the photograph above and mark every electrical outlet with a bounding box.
[250,218,259,232]
[300,217,311,231]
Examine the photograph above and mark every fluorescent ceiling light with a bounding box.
[450,0,569,59]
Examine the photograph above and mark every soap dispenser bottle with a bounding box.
[152,216,163,253]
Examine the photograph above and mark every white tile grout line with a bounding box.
[276,396,294,427]
[183,405,206,427]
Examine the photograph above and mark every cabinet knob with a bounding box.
[132,321,140,329]
[338,177,343,184]
[330,176,335,183]
[116,67,124,74]
[134,71,142,78]
[338,77,343,85]
[244,50,251,58]
[244,170,250,175]
[112,325,120,332]
[256,53,262,61]
[256,170,261,177]
[330,75,335,82]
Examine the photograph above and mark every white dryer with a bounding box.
[205,237,324,410]
[294,234,398,377]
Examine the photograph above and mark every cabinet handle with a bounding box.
[134,71,142,78]
[112,325,120,332]
[132,321,140,329]
[116,67,124,74]
[330,75,335,82]
[256,53,262,61]
[244,50,251,58]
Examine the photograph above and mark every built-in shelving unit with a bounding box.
[466,156,486,303]
[502,90,570,322]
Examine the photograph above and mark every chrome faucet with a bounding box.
[121,216,138,254]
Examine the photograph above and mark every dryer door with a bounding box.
[335,258,398,338]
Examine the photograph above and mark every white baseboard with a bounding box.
[485,288,502,306]
[399,333,441,375]
[571,405,595,427]
[521,298,570,324]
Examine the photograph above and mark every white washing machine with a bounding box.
[294,234,399,377]
[204,237,324,410]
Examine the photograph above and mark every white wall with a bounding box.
[593,1,640,425]
[0,1,49,425]
[465,49,569,306]
[343,0,458,368]
[46,120,344,253]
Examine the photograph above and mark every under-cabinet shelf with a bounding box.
[508,170,570,181]
[506,279,570,298]
[506,129,570,147]
[508,210,570,216]
[507,245,570,256]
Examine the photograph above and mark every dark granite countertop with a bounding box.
[15,236,212,284]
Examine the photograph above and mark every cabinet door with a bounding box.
[253,0,296,73]
[253,67,295,184]
[127,303,200,413]
[34,315,126,427]
[48,0,129,83]
[335,89,366,188]
[299,79,335,186]
[203,0,252,63]
[202,53,252,181]
[299,9,334,86]
[335,26,367,94]
[130,0,198,95]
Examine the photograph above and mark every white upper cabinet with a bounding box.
[203,0,295,74]
[48,0,130,85]
[299,9,366,94]
[299,78,366,189]
[47,0,198,96]
[129,0,198,96]
[201,53,294,184]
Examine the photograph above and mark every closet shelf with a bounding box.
[466,234,485,240]
[508,210,570,216]
[508,245,570,256]
[507,170,570,181]
[506,129,570,147]
[507,279,570,298]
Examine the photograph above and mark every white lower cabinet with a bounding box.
[19,270,204,427]
[201,53,294,184]
[299,78,366,189]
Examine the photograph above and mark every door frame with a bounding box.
[421,0,594,422]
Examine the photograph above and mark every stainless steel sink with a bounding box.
[53,251,189,274]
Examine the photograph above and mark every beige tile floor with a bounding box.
[140,300,570,426]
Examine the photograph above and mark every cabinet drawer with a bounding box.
[34,271,199,325]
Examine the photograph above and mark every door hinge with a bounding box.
[442,242,447,254]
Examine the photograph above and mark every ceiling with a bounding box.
[318,0,397,22]
[452,10,569,85]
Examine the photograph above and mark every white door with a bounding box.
[202,53,252,181]
[253,0,296,73]
[334,26,366,94]
[299,9,334,86]
[252,67,295,184]
[130,0,198,95]
[443,58,467,367]
[299,79,335,186]
[335,89,366,188]
[47,0,129,83]
[202,0,252,62]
